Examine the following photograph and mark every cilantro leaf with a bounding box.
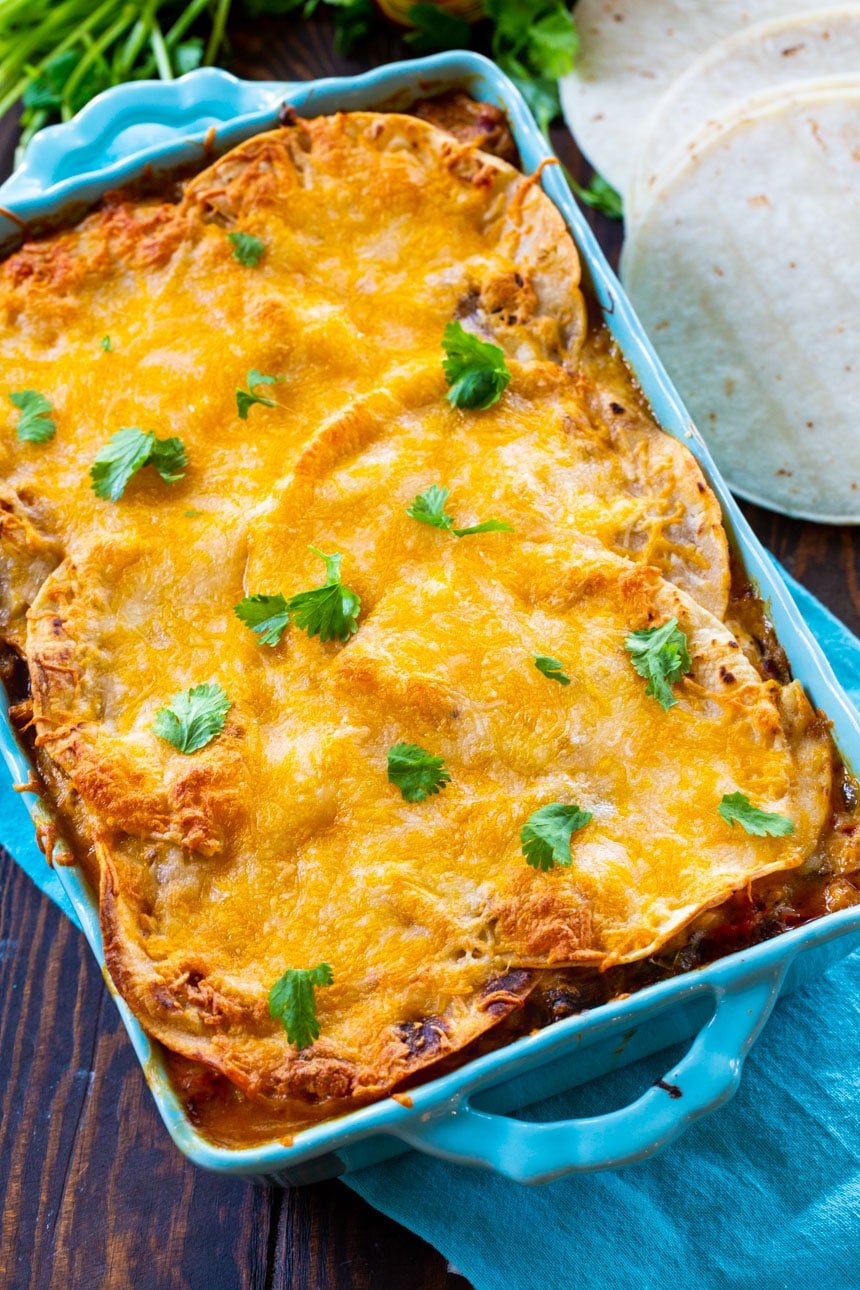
[521,802,592,871]
[534,655,570,686]
[406,483,513,538]
[100,335,112,352]
[90,427,187,501]
[568,172,623,220]
[387,743,451,803]
[407,484,456,531]
[625,617,692,711]
[228,231,265,267]
[405,3,472,53]
[268,962,334,1051]
[527,5,580,78]
[286,546,361,643]
[234,593,291,647]
[152,682,230,754]
[148,435,188,484]
[442,321,511,410]
[718,792,794,838]
[21,50,79,114]
[236,369,279,419]
[8,389,56,443]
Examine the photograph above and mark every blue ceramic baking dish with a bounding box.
[1,53,859,1187]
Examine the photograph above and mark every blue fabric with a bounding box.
[1,569,858,1286]
[345,569,860,1290]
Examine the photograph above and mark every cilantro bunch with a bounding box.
[404,0,579,133]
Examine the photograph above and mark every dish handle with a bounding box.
[396,964,786,1184]
[0,68,295,207]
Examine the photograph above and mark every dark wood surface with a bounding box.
[1,14,858,1290]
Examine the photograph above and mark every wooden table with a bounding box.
[1,13,858,1289]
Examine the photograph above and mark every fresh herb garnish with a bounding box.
[268,963,334,1051]
[387,743,451,803]
[227,231,265,266]
[442,321,511,411]
[152,682,230,754]
[236,369,279,419]
[404,2,471,53]
[407,484,513,538]
[8,389,56,443]
[234,593,291,647]
[286,546,360,643]
[625,617,692,711]
[568,171,623,220]
[718,792,794,838]
[100,335,112,352]
[534,655,570,686]
[90,427,187,501]
[487,0,580,135]
[521,802,592,871]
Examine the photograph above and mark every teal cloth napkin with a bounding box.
[345,570,860,1290]
[2,569,858,1288]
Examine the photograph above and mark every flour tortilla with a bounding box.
[621,86,860,522]
[629,8,860,216]
[561,0,838,194]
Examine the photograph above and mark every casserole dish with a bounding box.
[1,52,859,1186]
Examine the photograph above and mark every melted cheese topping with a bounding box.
[0,111,844,1129]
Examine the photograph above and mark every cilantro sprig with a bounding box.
[625,618,692,711]
[236,369,280,419]
[388,743,451,803]
[228,231,265,266]
[442,322,511,411]
[235,548,361,647]
[534,655,570,686]
[521,802,592,871]
[269,963,334,1051]
[718,793,794,838]
[287,547,361,643]
[8,390,56,443]
[152,682,230,754]
[234,593,290,647]
[407,484,513,538]
[90,427,187,501]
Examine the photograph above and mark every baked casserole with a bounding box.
[1,93,858,1148]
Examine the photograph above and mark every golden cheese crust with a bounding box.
[24,522,830,1107]
[0,108,849,1128]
